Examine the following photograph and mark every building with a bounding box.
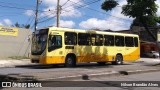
[0,26,32,59]
[140,41,158,57]
[131,26,158,42]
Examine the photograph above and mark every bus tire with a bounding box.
[112,55,123,65]
[65,56,76,67]
[97,62,106,65]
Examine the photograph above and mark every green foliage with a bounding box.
[102,0,159,41]
[13,22,30,29]
[131,15,159,27]
[155,16,160,24]
[101,0,159,27]
[131,18,143,27]
[122,0,158,18]
[22,24,30,29]
[101,0,119,11]
[15,22,20,27]
[122,0,159,27]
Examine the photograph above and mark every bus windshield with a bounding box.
[31,29,48,55]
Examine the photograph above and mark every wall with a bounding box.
[132,26,158,42]
[0,27,32,59]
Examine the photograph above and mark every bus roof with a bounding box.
[41,27,139,37]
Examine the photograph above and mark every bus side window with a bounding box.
[78,33,91,45]
[91,34,96,45]
[57,36,62,46]
[65,32,77,45]
[48,35,62,52]
[125,37,134,47]
[115,36,124,46]
[91,37,95,45]
[96,34,103,46]
[91,34,103,46]
[134,37,138,47]
[51,36,56,45]
[104,35,114,46]
[49,35,62,46]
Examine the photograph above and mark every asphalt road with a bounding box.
[1,58,160,90]
[0,58,160,81]
[3,71,160,90]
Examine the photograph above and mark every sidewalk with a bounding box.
[134,58,160,65]
[0,59,31,68]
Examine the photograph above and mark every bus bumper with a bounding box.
[30,55,40,63]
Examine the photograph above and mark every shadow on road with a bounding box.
[15,63,133,69]
[15,64,64,69]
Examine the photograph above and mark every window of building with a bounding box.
[104,35,114,46]
[115,36,124,46]
[65,32,77,45]
[78,33,91,45]
[125,37,134,47]
[91,34,103,46]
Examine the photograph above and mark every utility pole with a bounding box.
[57,0,60,27]
[34,0,39,32]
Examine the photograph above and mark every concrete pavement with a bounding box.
[0,59,33,68]
[133,58,160,65]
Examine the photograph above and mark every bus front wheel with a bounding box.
[65,56,76,67]
[112,55,123,65]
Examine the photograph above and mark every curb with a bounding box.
[35,69,160,81]
[127,69,160,75]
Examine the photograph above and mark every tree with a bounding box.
[22,24,30,29]
[13,22,30,29]
[101,0,160,41]
[131,15,160,28]
[121,0,158,18]
[14,22,20,28]
[101,0,119,11]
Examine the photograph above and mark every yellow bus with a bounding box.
[31,27,140,67]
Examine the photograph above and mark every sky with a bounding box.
[0,0,160,31]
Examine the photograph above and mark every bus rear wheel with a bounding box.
[65,56,76,67]
[112,55,123,65]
